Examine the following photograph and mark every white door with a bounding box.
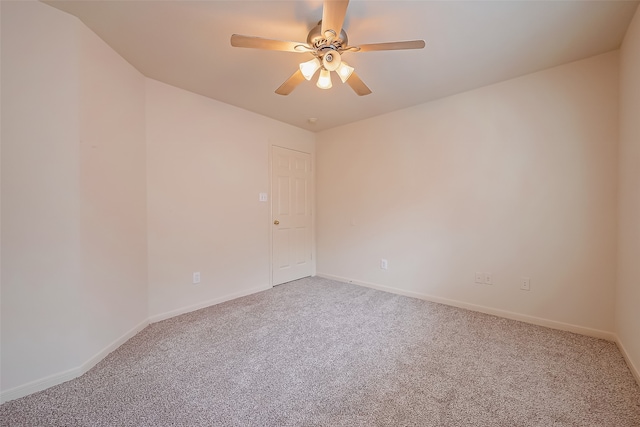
[271,146,312,285]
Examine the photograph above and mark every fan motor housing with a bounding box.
[307,20,348,50]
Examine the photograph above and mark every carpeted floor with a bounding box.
[2,276,639,426]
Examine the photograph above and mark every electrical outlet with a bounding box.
[484,273,493,285]
[193,272,201,284]
[521,277,531,291]
[475,272,484,284]
[381,259,388,270]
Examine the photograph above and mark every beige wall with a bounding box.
[1,1,148,396]
[617,6,640,380]
[317,52,619,336]
[2,1,83,391]
[77,6,148,360]
[146,79,315,320]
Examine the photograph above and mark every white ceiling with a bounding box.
[44,0,639,132]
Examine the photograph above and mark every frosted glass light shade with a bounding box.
[299,58,321,81]
[317,69,332,89]
[322,51,341,72]
[336,62,354,83]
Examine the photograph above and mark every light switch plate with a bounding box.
[484,273,493,285]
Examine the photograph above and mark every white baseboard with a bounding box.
[148,284,272,324]
[1,319,149,404]
[615,335,640,386]
[317,273,616,341]
[1,283,272,404]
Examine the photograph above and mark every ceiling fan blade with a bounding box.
[321,0,349,36]
[356,40,426,52]
[231,34,305,52]
[275,69,306,96]
[346,72,372,96]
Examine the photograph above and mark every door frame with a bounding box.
[269,142,316,287]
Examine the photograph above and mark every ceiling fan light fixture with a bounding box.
[299,57,321,80]
[317,68,332,89]
[336,61,354,83]
[322,51,341,71]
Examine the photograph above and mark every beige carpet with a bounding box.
[2,276,639,426]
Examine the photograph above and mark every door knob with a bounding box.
[274,220,280,225]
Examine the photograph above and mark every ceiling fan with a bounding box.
[230,0,425,96]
